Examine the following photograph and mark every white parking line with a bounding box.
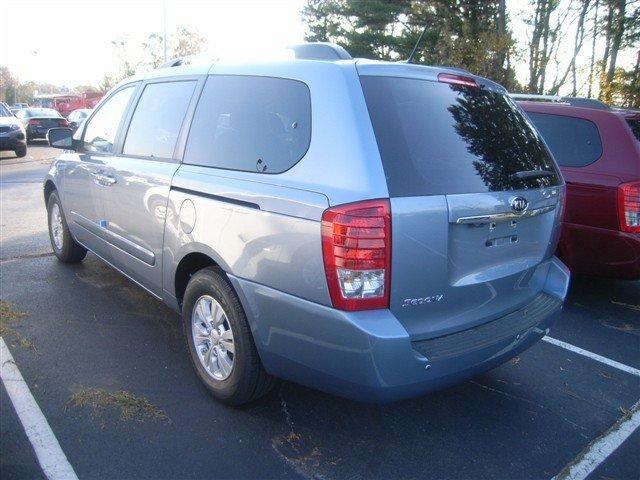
[555,401,640,480]
[543,336,640,377]
[0,337,78,480]
[543,336,640,479]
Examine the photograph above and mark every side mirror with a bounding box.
[47,127,76,150]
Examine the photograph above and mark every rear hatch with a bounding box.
[359,70,564,340]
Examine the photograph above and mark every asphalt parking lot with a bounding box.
[1,144,639,480]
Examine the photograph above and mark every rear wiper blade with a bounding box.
[509,170,555,181]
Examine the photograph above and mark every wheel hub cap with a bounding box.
[50,203,64,250]
[191,295,235,380]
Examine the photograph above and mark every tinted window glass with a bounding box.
[627,118,640,142]
[123,81,196,159]
[184,75,311,173]
[0,104,10,116]
[83,86,134,153]
[526,112,603,167]
[361,76,560,196]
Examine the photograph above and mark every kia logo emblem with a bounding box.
[511,196,529,213]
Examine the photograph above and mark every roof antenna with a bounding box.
[406,25,428,64]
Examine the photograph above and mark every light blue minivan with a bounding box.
[44,43,570,405]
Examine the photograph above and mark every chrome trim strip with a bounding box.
[454,204,556,224]
[70,211,156,266]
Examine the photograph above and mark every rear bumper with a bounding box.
[25,126,48,139]
[559,222,640,280]
[230,257,570,403]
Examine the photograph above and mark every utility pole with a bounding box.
[163,0,168,62]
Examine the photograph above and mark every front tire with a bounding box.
[47,191,87,263]
[14,146,27,158]
[182,267,275,405]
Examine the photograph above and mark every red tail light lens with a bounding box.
[321,199,391,311]
[58,119,69,127]
[437,73,478,88]
[28,119,40,126]
[618,181,640,233]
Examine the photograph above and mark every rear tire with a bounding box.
[182,267,275,405]
[47,191,87,263]
[14,146,27,158]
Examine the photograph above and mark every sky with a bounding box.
[0,0,636,95]
[1,0,307,86]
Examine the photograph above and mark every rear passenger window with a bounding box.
[123,81,196,159]
[183,75,311,173]
[526,112,603,167]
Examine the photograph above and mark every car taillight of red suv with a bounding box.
[618,181,640,233]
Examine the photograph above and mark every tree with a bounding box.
[587,0,600,97]
[599,0,639,103]
[301,0,519,89]
[526,0,562,94]
[547,0,592,95]
[0,66,17,103]
[142,25,207,69]
[606,52,640,107]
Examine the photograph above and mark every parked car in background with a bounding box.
[16,108,69,142]
[10,108,23,116]
[32,92,103,117]
[516,95,640,280]
[11,103,29,109]
[44,43,569,405]
[0,102,27,157]
[67,108,92,132]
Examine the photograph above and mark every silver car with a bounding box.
[44,43,570,405]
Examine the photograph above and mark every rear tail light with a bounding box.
[618,181,640,233]
[321,199,391,311]
[438,72,478,88]
[28,119,40,126]
[58,119,69,127]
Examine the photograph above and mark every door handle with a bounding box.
[92,172,117,186]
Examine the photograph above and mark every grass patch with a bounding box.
[0,300,35,351]
[67,388,168,422]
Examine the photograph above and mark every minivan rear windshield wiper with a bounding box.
[509,170,555,181]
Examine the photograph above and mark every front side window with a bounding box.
[123,81,196,159]
[526,112,603,167]
[183,75,311,173]
[83,86,134,153]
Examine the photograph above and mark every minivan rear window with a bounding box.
[526,112,603,167]
[360,76,560,196]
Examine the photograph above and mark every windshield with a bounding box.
[360,76,561,197]
[0,104,11,117]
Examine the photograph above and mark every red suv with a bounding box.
[517,96,640,280]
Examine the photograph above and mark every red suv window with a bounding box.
[526,112,603,167]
